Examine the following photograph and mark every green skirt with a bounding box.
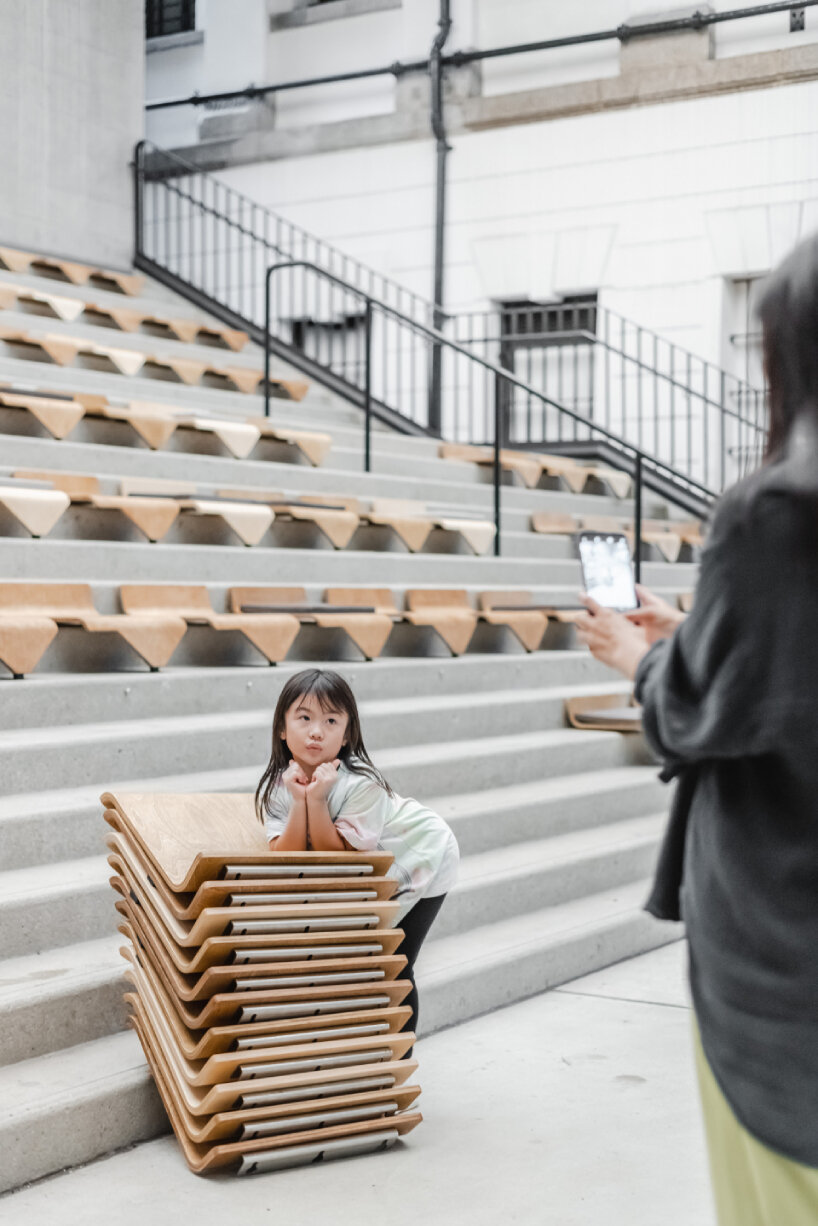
[694,1021,818,1225]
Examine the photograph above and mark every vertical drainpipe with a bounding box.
[428,0,452,435]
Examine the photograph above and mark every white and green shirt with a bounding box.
[263,761,459,920]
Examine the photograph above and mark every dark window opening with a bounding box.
[146,0,196,39]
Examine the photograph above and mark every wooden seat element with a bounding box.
[126,402,261,459]
[0,478,69,537]
[120,585,299,662]
[14,470,181,542]
[678,591,695,613]
[0,281,85,322]
[564,692,643,732]
[246,419,330,465]
[120,478,273,546]
[0,389,86,439]
[581,514,682,563]
[0,245,145,294]
[438,442,591,493]
[0,615,59,677]
[403,590,478,655]
[230,586,392,660]
[130,1000,421,1174]
[580,464,632,499]
[219,489,358,549]
[529,512,580,536]
[367,497,495,555]
[0,583,186,669]
[476,591,548,652]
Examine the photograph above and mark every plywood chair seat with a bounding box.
[119,585,299,659]
[479,589,585,630]
[102,792,393,892]
[0,583,184,669]
[678,591,695,613]
[404,589,478,655]
[13,469,181,542]
[0,245,145,294]
[246,420,330,465]
[476,590,548,652]
[366,497,496,555]
[119,479,274,545]
[564,692,643,732]
[219,490,359,549]
[0,479,70,537]
[229,586,392,660]
[0,388,87,439]
[0,613,59,677]
[126,402,261,458]
[122,945,411,1059]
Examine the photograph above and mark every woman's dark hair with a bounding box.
[255,668,393,823]
[758,232,818,459]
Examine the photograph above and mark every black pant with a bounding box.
[397,893,446,1054]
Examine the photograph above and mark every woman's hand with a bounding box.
[624,585,687,643]
[306,759,341,804]
[576,595,651,679]
[281,760,309,801]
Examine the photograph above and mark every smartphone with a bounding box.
[577,531,638,611]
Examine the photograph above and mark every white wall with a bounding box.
[0,0,144,268]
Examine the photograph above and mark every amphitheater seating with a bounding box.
[531,510,703,561]
[118,479,274,546]
[0,280,249,350]
[439,443,632,498]
[0,323,272,393]
[0,245,145,295]
[13,470,182,542]
[565,693,643,732]
[218,489,359,549]
[230,586,394,660]
[0,474,70,537]
[103,792,421,1174]
[119,585,300,663]
[0,582,186,671]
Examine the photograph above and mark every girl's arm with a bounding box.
[305,760,353,851]
[268,762,309,851]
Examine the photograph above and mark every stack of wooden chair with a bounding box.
[103,791,422,1175]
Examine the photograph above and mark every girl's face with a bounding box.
[282,692,349,774]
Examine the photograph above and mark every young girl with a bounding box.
[255,668,459,1040]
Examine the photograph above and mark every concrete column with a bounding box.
[0,0,144,269]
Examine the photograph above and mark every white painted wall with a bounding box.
[0,0,144,268]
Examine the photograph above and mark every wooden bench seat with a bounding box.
[531,510,702,562]
[0,279,250,350]
[564,693,643,732]
[218,489,359,549]
[0,245,145,295]
[0,474,70,537]
[0,324,274,394]
[366,497,495,555]
[0,388,87,438]
[230,586,393,660]
[323,588,475,655]
[119,479,274,546]
[120,585,299,663]
[0,583,185,670]
[13,470,181,542]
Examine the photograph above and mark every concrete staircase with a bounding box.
[0,263,685,1194]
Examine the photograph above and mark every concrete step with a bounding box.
[0,680,632,799]
[0,726,649,953]
[0,653,613,732]
[0,534,697,590]
[419,879,682,1033]
[0,935,126,1066]
[0,805,668,1065]
[0,1030,166,1196]
[436,813,666,940]
[0,879,681,1194]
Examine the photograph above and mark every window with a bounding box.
[146,0,195,39]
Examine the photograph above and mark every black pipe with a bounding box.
[146,1,818,112]
[428,0,452,436]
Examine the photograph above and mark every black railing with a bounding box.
[134,140,770,560]
[449,301,767,492]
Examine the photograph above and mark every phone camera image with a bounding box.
[579,532,638,610]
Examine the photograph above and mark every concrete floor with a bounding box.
[0,940,715,1226]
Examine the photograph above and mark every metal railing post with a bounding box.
[132,140,146,266]
[493,370,502,556]
[364,298,373,473]
[633,451,643,587]
[264,263,275,418]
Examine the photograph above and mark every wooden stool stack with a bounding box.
[103,791,422,1175]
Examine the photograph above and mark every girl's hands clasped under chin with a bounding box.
[306,758,341,804]
[281,760,309,802]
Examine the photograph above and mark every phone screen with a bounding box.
[577,532,638,611]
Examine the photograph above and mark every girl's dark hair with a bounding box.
[255,668,393,823]
[758,232,818,460]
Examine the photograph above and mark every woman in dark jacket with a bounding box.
[576,233,818,1225]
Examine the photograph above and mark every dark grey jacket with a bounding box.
[635,416,818,1166]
